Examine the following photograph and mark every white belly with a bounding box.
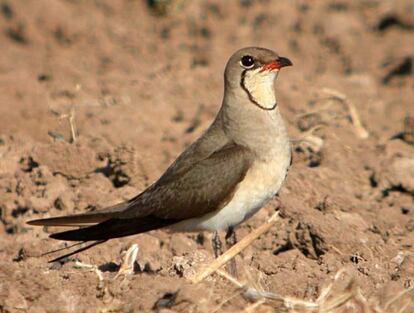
[172,155,290,231]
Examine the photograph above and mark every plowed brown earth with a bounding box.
[0,1,413,312]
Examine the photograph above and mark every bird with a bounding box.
[28,47,293,263]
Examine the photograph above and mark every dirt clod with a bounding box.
[0,1,413,312]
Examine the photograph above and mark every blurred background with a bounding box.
[0,1,413,312]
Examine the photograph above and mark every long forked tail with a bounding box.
[27,203,174,261]
[45,240,107,263]
[48,217,173,241]
[27,202,130,227]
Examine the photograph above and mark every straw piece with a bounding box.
[191,212,281,284]
[322,88,369,139]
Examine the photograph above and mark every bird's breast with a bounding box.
[175,144,291,232]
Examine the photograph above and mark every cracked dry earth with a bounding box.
[0,1,413,312]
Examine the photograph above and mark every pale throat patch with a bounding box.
[243,69,278,110]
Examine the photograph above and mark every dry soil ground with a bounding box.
[0,1,413,312]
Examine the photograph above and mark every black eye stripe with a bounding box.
[240,55,254,68]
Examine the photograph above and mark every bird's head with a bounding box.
[224,47,292,110]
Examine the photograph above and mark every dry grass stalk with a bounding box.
[191,212,281,284]
[296,103,334,122]
[217,270,357,313]
[74,260,105,290]
[74,260,103,278]
[214,268,413,313]
[114,243,139,279]
[59,108,77,143]
[242,299,267,313]
[212,289,244,313]
[321,88,369,139]
[292,125,325,153]
[72,244,139,282]
[383,285,414,313]
[68,109,77,143]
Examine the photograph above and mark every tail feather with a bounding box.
[27,202,174,261]
[41,241,85,256]
[49,217,173,241]
[48,240,107,263]
[28,213,113,227]
[27,202,130,227]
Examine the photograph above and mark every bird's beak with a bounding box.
[260,57,293,72]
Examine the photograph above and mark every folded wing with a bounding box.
[28,143,253,243]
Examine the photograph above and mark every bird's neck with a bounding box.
[220,93,290,159]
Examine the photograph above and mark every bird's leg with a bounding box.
[225,226,238,278]
[225,226,237,246]
[212,231,223,258]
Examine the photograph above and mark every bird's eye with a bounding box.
[240,55,254,68]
